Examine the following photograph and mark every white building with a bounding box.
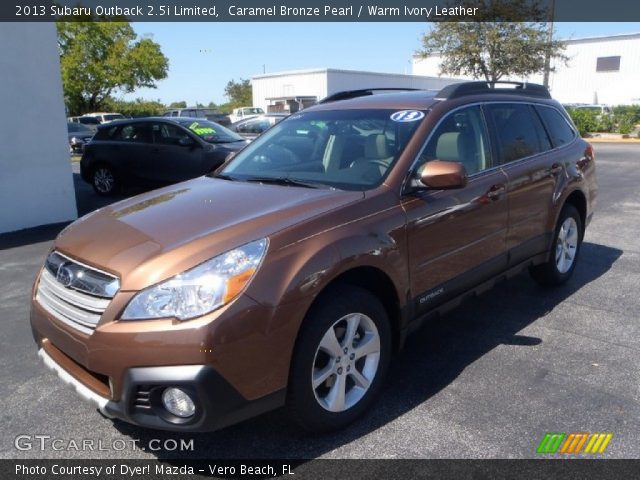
[0,24,77,234]
[412,32,640,105]
[251,68,461,113]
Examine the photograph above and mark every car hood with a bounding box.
[54,177,362,290]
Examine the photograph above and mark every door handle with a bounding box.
[545,163,563,176]
[486,184,506,201]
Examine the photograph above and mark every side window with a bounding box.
[536,106,576,148]
[151,123,190,145]
[115,124,149,143]
[485,103,549,164]
[416,105,491,175]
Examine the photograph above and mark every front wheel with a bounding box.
[287,286,391,432]
[530,204,583,286]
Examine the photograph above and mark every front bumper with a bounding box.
[37,346,285,432]
[31,278,309,431]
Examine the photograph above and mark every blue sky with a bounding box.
[128,22,640,106]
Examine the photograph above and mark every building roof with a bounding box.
[564,32,640,44]
[252,67,451,81]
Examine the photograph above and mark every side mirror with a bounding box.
[178,136,195,147]
[419,160,467,189]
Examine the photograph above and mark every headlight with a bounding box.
[121,238,268,321]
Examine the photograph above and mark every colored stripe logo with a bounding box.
[537,432,612,454]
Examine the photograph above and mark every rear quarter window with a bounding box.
[535,106,576,148]
[485,103,550,164]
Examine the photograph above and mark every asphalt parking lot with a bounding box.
[1,144,638,460]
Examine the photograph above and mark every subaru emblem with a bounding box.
[56,264,74,287]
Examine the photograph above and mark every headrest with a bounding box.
[436,132,461,162]
[365,134,390,159]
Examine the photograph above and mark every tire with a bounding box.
[529,204,583,286]
[91,164,119,196]
[287,285,391,432]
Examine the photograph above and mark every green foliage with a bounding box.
[104,98,165,118]
[612,105,640,124]
[224,79,253,109]
[168,101,187,109]
[419,1,567,82]
[567,107,638,136]
[567,109,603,136]
[57,21,169,115]
[615,114,635,135]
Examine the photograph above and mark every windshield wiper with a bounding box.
[211,173,237,180]
[243,176,326,189]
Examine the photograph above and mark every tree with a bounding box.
[104,98,166,118]
[168,101,187,108]
[224,79,253,108]
[418,0,566,83]
[57,21,168,115]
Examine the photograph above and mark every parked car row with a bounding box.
[228,113,288,140]
[162,108,232,126]
[80,117,248,195]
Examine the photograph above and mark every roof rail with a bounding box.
[319,88,420,104]
[436,81,551,100]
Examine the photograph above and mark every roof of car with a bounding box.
[310,90,441,111]
[310,82,554,111]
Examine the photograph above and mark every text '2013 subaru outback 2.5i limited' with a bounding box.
[31,81,596,432]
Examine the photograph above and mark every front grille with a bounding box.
[36,252,119,335]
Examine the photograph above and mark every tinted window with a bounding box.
[78,117,99,125]
[417,105,491,175]
[115,123,150,143]
[536,106,576,147]
[486,103,546,164]
[151,123,190,145]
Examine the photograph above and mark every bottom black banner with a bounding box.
[4,459,640,480]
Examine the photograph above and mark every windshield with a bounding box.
[220,108,426,190]
[176,119,244,143]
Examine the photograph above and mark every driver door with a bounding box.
[402,105,509,313]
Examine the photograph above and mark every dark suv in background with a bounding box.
[80,117,248,195]
[33,82,596,433]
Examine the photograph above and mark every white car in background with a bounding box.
[83,112,126,124]
[229,106,265,123]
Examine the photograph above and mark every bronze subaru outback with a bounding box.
[31,82,596,432]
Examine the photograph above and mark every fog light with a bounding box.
[161,388,196,418]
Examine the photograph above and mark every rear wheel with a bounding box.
[287,286,391,432]
[530,204,582,286]
[92,165,119,196]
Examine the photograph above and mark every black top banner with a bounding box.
[5,0,640,22]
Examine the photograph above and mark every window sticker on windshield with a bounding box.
[189,122,215,136]
[390,110,425,122]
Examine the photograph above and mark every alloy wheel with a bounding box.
[311,313,381,412]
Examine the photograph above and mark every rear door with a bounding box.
[102,122,151,181]
[484,102,561,264]
[402,104,509,313]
